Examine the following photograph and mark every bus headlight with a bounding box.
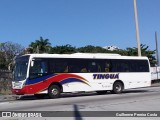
[12,82,23,89]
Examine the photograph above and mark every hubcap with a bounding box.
[51,88,58,95]
[115,85,121,92]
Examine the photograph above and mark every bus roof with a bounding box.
[22,53,149,60]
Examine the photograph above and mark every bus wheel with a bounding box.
[48,85,61,99]
[112,82,123,94]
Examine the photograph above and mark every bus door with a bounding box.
[27,58,49,94]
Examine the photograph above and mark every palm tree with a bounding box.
[29,37,51,53]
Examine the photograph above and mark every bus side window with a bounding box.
[88,62,98,72]
[122,63,129,72]
[29,59,48,79]
[105,63,110,72]
[49,59,67,73]
[49,60,55,73]
[40,61,48,73]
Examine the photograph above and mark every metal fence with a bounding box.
[0,70,12,94]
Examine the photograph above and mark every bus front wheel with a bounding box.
[48,85,61,99]
[112,82,124,94]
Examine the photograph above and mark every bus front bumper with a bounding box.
[12,88,26,95]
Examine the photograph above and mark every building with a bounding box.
[103,46,119,51]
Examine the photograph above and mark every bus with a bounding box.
[12,53,151,98]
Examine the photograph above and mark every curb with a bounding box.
[151,83,160,87]
[0,95,19,102]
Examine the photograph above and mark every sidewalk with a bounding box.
[0,94,18,102]
[151,83,160,87]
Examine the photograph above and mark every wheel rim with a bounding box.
[115,84,121,92]
[51,88,58,96]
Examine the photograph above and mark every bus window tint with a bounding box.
[130,60,149,72]
[29,59,48,79]
[105,61,110,72]
[30,58,150,76]
[68,59,88,73]
[111,60,126,72]
[88,59,110,73]
[49,59,68,73]
[88,61,98,72]
[110,59,149,72]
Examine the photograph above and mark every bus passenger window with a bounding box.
[29,59,48,79]
[105,63,110,72]
[88,62,98,72]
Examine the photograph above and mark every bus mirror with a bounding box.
[31,60,34,67]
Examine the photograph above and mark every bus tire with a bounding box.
[48,85,61,99]
[112,82,123,94]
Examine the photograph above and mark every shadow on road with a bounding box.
[122,89,149,94]
[73,104,83,120]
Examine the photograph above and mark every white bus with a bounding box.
[12,53,151,98]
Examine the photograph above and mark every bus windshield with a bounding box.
[13,55,30,81]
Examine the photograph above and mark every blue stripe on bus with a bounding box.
[25,74,54,85]
[60,78,84,85]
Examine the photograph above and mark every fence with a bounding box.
[151,67,160,84]
[151,67,160,80]
[0,70,12,94]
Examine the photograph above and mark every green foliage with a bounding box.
[77,45,108,53]
[50,44,76,54]
[29,37,51,53]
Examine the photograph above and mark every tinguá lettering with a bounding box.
[93,74,119,79]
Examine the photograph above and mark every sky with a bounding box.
[0,0,160,51]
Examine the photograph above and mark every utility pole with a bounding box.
[133,0,141,56]
[36,46,39,53]
[155,32,159,66]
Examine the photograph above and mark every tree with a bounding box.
[0,42,25,69]
[50,44,76,54]
[29,37,51,53]
[126,44,156,67]
[77,45,108,53]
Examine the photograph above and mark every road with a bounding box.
[0,86,160,120]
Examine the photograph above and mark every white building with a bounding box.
[103,46,119,51]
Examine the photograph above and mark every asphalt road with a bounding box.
[0,86,160,120]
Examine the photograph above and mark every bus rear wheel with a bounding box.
[112,82,123,94]
[48,85,61,99]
